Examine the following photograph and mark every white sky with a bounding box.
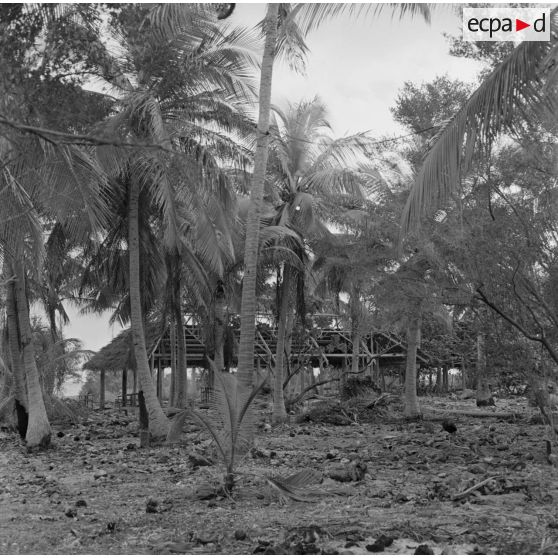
[56,3,484,364]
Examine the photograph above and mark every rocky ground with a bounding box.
[1,395,557,554]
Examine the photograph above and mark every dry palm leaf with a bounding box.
[264,468,323,502]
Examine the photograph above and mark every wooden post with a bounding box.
[157,362,163,403]
[122,368,127,406]
[100,369,105,410]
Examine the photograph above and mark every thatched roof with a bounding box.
[83,322,165,372]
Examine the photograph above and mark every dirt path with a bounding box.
[1,396,557,554]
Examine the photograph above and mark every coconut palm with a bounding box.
[86,4,257,437]
[265,97,391,420]
[236,3,432,394]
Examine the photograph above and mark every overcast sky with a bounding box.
[60,3,484,369]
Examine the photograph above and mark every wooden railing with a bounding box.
[115,393,139,407]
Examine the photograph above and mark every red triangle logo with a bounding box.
[516,18,530,31]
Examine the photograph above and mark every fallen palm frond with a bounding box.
[452,475,502,501]
[264,468,324,502]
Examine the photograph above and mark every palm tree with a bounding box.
[0,3,133,448]
[236,3,431,393]
[266,97,389,419]
[236,4,280,389]
[88,4,257,436]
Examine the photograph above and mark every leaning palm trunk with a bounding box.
[237,3,279,389]
[14,259,51,448]
[272,265,292,423]
[5,262,27,410]
[128,178,169,438]
[404,307,422,419]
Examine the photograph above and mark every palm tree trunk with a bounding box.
[351,332,360,375]
[5,262,27,410]
[174,302,188,407]
[214,282,226,373]
[14,259,51,448]
[284,305,296,399]
[475,330,493,405]
[436,367,442,393]
[404,307,422,419]
[169,318,176,406]
[272,264,292,423]
[237,3,279,389]
[128,178,169,438]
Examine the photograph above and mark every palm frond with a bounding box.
[402,30,558,234]
[293,3,431,35]
[264,468,323,502]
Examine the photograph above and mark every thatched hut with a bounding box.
[82,323,166,408]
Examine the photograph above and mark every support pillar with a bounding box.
[121,368,127,406]
[157,363,163,403]
[100,369,105,410]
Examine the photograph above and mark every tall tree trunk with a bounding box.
[14,259,51,448]
[42,307,58,397]
[404,307,422,419]
[351,332,360,375]
[5,263,27,410]
[128,178,169,438]
[169,318,176,406]
[173,269,188,407]
[475,330,493,406]
[214,281,226,373]
[175,307,187,407]
[272,265,292,423]
[339,358,348,399]
[237,3,279,389]
[350,286,360,376]
[284,305,296,399]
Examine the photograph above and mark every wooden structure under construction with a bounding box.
[83,314,430,408]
